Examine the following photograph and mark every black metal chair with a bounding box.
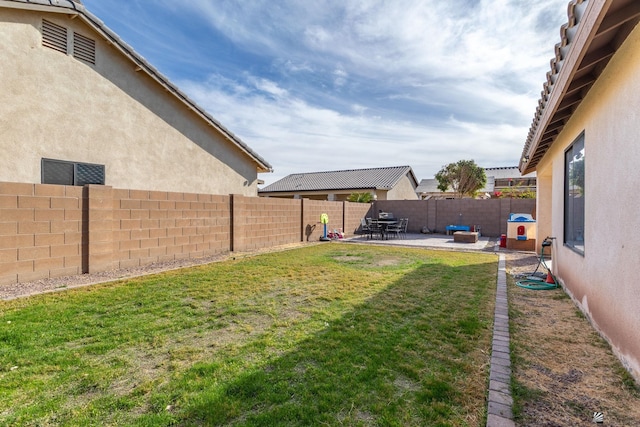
[400,218,408,237]
[360,218,371,236]
[367,218,382,239]
[387,218,408,239]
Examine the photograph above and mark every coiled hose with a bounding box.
[515,238,558,290]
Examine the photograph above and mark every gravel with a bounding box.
[1,243,313,301]
[0,253,233,301]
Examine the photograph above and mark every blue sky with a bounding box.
[82,0,569,186]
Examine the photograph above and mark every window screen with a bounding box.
[42,158,105,186]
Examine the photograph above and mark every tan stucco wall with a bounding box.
[534,162,553,254]
[387,174,419,200]
[535,22,640,381]
[0,8,263,196]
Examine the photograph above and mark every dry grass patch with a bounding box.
[507,253,640,426]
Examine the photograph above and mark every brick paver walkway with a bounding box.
[486,253,515,427]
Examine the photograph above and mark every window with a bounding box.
[42,158,105,186]
[564,133,585,254]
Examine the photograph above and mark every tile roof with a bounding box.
[259,166,417,193]
[484,166,536,180]
[520,0,640,173]
[2,0,272,173]
[415,179,440,194]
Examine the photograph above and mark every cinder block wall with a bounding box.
[433,199,503,236]
[344,202,374,235]
[110,189,231,270]
[0,181,536,286]
[373,200,429,233]
[1,182,371,285]
[375,198,536,236]
[302,199,344,242]
[0,182,85,285]
[232,195,301,252]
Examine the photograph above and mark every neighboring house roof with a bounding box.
[484,166,536,180]
[416,178,497,196]
[2,0,272,173]
[415,179,441,194]
[416,167,535,196]
[259,166,418,193]
[484,177,496,194]
[520,0,640,174]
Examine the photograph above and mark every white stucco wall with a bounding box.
[536,22,640,381]
[0,8,265,195]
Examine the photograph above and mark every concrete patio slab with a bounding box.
[345,232,495,251]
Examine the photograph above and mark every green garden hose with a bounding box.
[515,238,558,290]
[515,277,557,290]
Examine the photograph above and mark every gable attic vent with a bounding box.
[42,19,67,54]
[73,32,96,65]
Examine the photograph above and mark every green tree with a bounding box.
[569,156,584,195]
[435,160,487,199]
[347,192,373,203]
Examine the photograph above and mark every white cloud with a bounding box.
[333,67,348,88]
[178,0,566,100]
[84,0,570,185]
[179,72,532,185]
[279,59,315,74]
[351,104,368,114]
[250,77,289,99]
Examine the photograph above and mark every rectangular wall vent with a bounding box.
[42,19,68,54]
[73,32,96,65]
[42,158,105,186]
[42,158,74,185]
[75,162,105,185]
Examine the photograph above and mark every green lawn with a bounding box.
[1,244,497,426]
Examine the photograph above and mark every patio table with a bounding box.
[375,218,399,240]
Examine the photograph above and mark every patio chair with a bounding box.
[400,218,408,237]
[367,218,382,239]
[360,218,371,235]
[387,218,408,239]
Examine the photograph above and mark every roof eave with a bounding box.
[0,0,80,14]
[521,0,640,174]
[376,166,418,189]
[518,0,640,174]
[520,0,605,174]
[405,167,420,188]
[3,0,273,172]
[77,11,273,172]
[259,186,377,194]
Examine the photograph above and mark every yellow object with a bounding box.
[320,213,329,224]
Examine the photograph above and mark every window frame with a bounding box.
[563,132,585,255]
